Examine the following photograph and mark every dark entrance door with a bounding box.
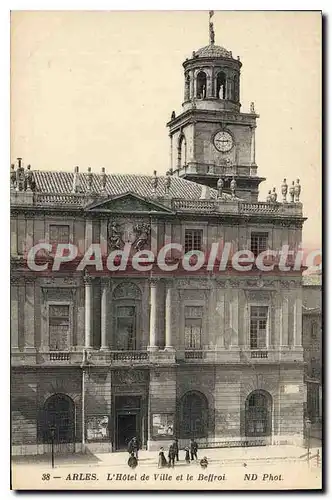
[117,414,137,450]
[114,395,142,450]
[43,393,75,454]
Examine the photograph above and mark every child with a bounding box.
[128,451,138,469]
[158,447,167,468]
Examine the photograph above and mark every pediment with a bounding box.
[85,192,174,214]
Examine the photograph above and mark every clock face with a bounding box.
[213,131,234,152]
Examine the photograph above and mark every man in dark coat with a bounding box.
[168,443,176,468]
[190,438,198,461]
[128,436,139,459]
[173,438,179,461]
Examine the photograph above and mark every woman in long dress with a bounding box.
[158,447,168,468]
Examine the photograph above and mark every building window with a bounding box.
[49,225,70,245]
[245,390,272,437]
[250,306,268,349]
[311,322,318,339]
[180,391,208,438]
[116,306,136,350]
[185,306,203,349]
[310,357,321,380]
[185,229,203,253]
[250,232,268,257]
[49,305,70,350]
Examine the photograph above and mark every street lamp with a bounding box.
[49,425,56,469]
[305,417,311,465]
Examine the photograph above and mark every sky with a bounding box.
[10,10,321,249]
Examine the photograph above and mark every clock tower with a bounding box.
[167,13,265,201]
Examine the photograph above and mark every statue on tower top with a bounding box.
[209,11,215,45]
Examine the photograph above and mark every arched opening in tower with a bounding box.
[196,71,207,99]
[216,72,226,99]
[178,135,187,168]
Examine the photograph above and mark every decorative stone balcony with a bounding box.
[11,349,176,367]
[181,347,304,364]
[110,351,148,362]
[176,162,253,178]
[172,198,303,216]
[11,346,303,367]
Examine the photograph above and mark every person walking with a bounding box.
[168,443,176,468]
[184,447,190,464]
[128,436,139,459]
[190,438,198,461]
[173,438,179,461]
[158,447,168,468]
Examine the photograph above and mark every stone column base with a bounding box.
[147,346,159,352]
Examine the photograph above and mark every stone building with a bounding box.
[302,272,322,432]
[11,25,306,455]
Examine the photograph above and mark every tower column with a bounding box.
[251,126,256,165]
[206,71,213,98]
[190,69,195,99]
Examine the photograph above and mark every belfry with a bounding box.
[167,11,265,201]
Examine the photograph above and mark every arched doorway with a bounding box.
[245,390,272,439]
[43,394,75,453]
[179,391,208,439]
[196,72,207,99]
[216,72,226,99]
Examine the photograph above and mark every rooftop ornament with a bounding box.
[217,177,224,199]
[151,170,158,195]
[294,179,301,202]
[86,167,93,193]
[230,177,237,198]
[281,178,288,203]
[10,158,36,192]
[209,10,215,45]
[100,167,107,196]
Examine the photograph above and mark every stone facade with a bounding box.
[11,36,308,456]
[302,273,322,437]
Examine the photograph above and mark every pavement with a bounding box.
[11,444,323,491]
[12,442,322,468]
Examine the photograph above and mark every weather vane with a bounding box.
[209,10,215,45]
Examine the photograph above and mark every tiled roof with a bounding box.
[32,170,234,201]
[195,44,233,59]
[302,274,322,287]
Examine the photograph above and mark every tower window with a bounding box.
[196,71,207,99]
[216,72,226,99]
[178,135,187,168]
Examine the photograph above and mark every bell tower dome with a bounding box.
[167,11,265,202]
